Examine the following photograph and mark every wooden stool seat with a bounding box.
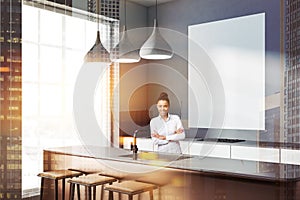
[104,180,158,200]
[97,172,125,181]
[38,170,83,180]
[69,174,117,186]
[68,174,117,200]
[38,170,83,200]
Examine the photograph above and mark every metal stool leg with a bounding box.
[107,182,114,200]
[108,191,114,200]
[40,177,44,200]
[87,186,92,200]
[85,186,88,199]
[149,190,154,200]
[77,184,81,200]
[55,179,58,200]
[158,187,161,200]
[62,178,65,200]
[93,186,96,200]
[117,180,122,200]
[69,183,75,200]
[100,185,104,200]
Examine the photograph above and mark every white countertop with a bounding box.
[45,145,300,182]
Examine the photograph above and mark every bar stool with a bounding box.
[68,174,118,200]
[104,180,158,200]
[97,173,125,200]
[38,169,83,200]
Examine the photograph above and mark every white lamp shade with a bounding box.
[110,26,141,63]
[139,19,173,60]
[85,31,111,63]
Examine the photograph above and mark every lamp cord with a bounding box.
[124,0,127,30]
[156,0,158,20]
[96,0,99,31]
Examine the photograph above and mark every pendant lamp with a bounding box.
[84,0,110,63]
[110,0,140,63]
[139,0,173,60]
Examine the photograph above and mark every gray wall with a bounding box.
[121,0,281,141]
[119,1,148,113]
[146,0,280,141]
[148,0,281,95]
[120,1,148,30]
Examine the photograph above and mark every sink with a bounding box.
[118,152,192,162]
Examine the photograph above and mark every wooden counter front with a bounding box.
[42,146,300,200]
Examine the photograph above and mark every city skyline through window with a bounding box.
[22,3,115,195]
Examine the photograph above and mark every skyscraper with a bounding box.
[282,1,300,194]
[0,0,22,199]
[284,0,300,143]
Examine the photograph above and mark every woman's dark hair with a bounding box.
[157,92,170,105]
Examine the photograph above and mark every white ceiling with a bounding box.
[128,0,175,7]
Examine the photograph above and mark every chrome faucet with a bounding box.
[131,130,139,159]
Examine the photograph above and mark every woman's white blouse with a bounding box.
[150,114,185,153]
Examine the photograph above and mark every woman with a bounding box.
[150,92,185,154]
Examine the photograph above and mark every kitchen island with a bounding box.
[43,145,300,200]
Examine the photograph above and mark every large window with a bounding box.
[22,3,118,196]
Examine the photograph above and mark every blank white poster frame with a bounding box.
[188,13,265,130]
